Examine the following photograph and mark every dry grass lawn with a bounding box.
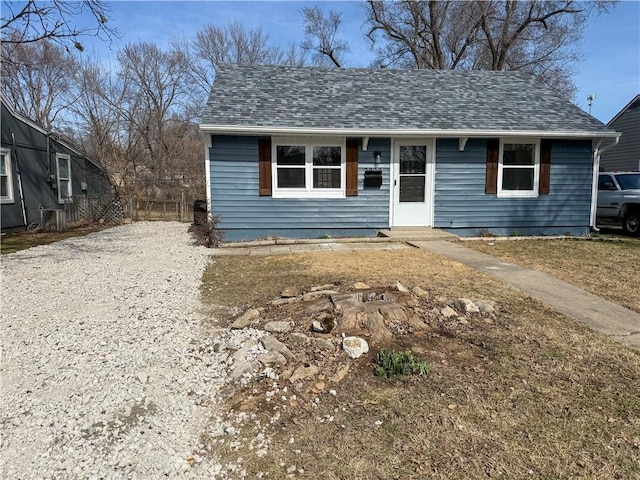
[463,238,640,313]
[0,224,111,255]
[200,249,640,480]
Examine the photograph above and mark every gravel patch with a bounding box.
[0,222,256,479]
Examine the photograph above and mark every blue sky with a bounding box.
[79,0,639,123]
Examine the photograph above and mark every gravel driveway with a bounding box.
[1,222,245,479]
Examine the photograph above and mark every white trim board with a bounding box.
[200,124,620,140]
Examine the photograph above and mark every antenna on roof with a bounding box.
[587,94,596,115]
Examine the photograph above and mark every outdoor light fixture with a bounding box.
[365,152,384,188]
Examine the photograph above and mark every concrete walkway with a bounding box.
[212,241,409,256]
[411,240,640,349]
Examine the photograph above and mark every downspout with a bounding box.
[11,132,28,226]
[204,133,212,221]
[590,136,620,231]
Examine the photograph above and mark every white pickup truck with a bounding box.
[597,172,640,236]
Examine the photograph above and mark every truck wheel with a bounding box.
[623,211,640,236]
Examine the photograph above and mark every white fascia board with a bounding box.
[199,124,621,140]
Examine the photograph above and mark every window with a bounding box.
[56,154,72,203]
[497,140,540,197]
[598,174,617,191]
[1,147,14,203]
[614,173,640,191]
[272,138,345,198]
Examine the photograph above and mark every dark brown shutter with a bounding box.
[485,139,499,194]
[258,139,272,196]
[539,139,551,195]
[346,139,358,196]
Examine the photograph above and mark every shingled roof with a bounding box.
[201,64,617,137]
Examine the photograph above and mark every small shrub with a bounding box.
[478,228,496,238]
[374,348,429,378]
[318,234,331,239]
[510,230,522,237]
[192,215,225,248]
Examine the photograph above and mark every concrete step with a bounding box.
[377,228,458,241]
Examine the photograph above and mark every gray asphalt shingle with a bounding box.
[201,64,614,134]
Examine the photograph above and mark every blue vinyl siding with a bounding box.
[210,135,390,240]
[433,138,593,236]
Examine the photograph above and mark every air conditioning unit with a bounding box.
[40,209,67,231]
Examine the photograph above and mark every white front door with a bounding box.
[391,140,434,227]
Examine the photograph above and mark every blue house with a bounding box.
[200,65,620,240]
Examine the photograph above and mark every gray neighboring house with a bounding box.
[1,96,113,230]
[599,94,640,172]
[200,64,620,240]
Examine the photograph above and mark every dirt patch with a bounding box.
[1,223,114,254]
[200,250,640,479]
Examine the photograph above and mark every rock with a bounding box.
[458,317,469,325]
[230,357,255,380]
[311,321,324,333]
[342,336,369,359]
[330,364,350,383]
[281,287,300,298]
[271,297,299,306]
[312,381,326,393]
[258,351,287,367]
[264,321,294,333]
[289,364,319,384]
[454,298,480,314]
[302,290,338,301]
[395,282,409,293]
[405,315,431,331]
[412,286,429,297]
[230,308,260,329]
[475,299,496,314]
[309,337,335,351]
[353,282,370,290]
[136,372,148,384]
[260,335,294,359]
[311,284,335,292]
[289,332,309,345]
[231,339,260,379]
[441,306,458,318]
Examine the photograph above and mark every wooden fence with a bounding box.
[64,193,206,225]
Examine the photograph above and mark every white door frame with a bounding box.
[389,138,436,227]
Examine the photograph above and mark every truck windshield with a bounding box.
[615,174,640,190]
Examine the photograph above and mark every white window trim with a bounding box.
[1,147,14,204]
[56,153,72,203]
[271,137,346,199]
[497,138,540,198]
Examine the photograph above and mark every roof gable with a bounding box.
[1,95,104,169]
[607,94,640,126]
[201,64,616,137]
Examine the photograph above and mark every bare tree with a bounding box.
[1,39,78,129]
[69,61,146,196]
[301,6,348,67]
[116,42,199,198]
[1,0,117,63]
[365,0,614,98]
[191,21,294,95]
